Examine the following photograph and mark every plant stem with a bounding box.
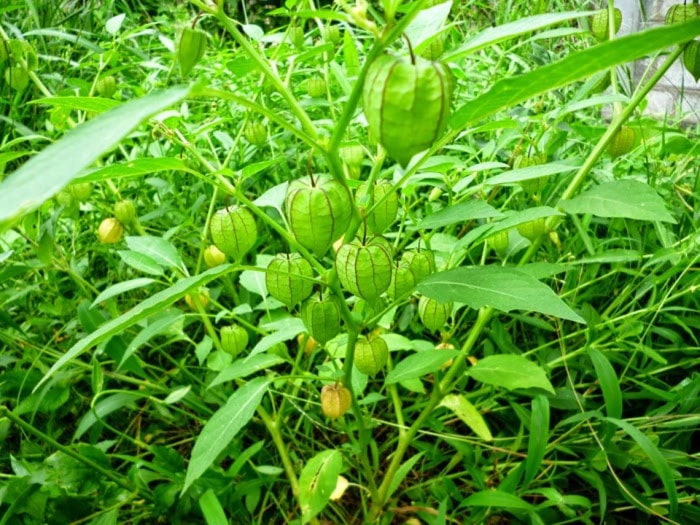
[0,405,150,500]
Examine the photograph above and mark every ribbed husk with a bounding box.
[265,253,314,307]
[220,324,249,357]
[363,54,453,167]
[356,180,399,234]
[387,264,417,300]
[177,27,207,77]
[301,293,342,344]
[665,4,700,24]
[354,334,389,376]
[285,175,352,257]
[321,384,352,419]
[418,295,452,333]
[590,8,621,41]
[607,126,635,158]
[683,41,700,81]
[210,206,257,259]
[400,250,435,283]
[335,237,392,302]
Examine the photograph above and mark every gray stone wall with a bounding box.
[616,0,699,123]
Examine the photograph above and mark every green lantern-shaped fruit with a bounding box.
[97,218,124,244]
[68,182,93,203]
[306,76,327,97]
[203,244,226,268]
[591,8,622,41]
[265,253,314,308]
[244,121,267,146]
[178,27,207,77]
[363,54,453,167]
[517,218,547,241]
[220,324,248,356]
[336,237,393,302]
[210,206,257,260]
[96,75,117,98]
[285,175,352,257]
[387,264,417,300]
[512,154,547,195]
[5,66,29,91]
[486,229,509,255]
[323,25,341,45]
[420,38,444,60]
[418,296,452,333]
[289,26,305,49]
[400,250,435,283]
[114,199,136,224]
[356,180,399,234]
[321,384,351,419]
[354,334,389,376]
[608,126,636,158]
[665,3,700,24]
[301,293,342,344]
[683,40,700,81]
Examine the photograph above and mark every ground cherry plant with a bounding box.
[1,0,699,523]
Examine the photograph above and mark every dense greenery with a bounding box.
[1,0,699,524]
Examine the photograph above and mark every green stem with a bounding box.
[257,406,301,497]
[0,405,150,500]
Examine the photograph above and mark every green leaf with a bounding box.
[467,355,555,394]
[450,20,700,129]
[125,236,185,272]
[439,394,493,441]
[209,354,285,388]
[74,392,141,440]
[523,395,550,486]
[445,11,597,61]
[411,200,501,230]
[35,264,234,391]
[385,349,459,385]
[91,278,156,307]
[485,160,580,186]
[387,452,423,499]
[588,348,622,419]
[120,311,185,370]
[298,449,343,524]
[76,157,189,183]
[604,417,678,519]
[199,489,228,525]
[117,250,165,276]
[418,266,585,323]
[558,180,676,223]
[461,489,536,511]
[405,1,452,49]
[183,377,269,493]
[30,96,121,113]
[0,85,191,231]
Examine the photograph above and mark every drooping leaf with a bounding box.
[439,394,493,441]
[125,236,186,272]
[0,85,191,231]
[523,395,550,486]
[298,449,343,524]
[385,349,459,385]
[418,266,585,323]
[558,180,676,223]
[183,377,269,493]
[467,355,555,394]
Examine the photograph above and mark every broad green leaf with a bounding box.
[183,377,269,493]
[76,157,188,183]
[467,355,555,394]
[439,394,493,441]
[588,348,622,420]
[91,278,156,307]
[411,200,501,230]
[0,85,191,231]
[298,450,343,524]
[125,236,185,272]
[209,354,285,388]
[457,207,564,250]
[445,11,597,61]
[461,489,536,511]
[249,317,306,357]
[523,395,550,486]
[450,20,700,129]
[558,180,676,223]
[35,265,234,391]
[385,349,459,385]
[74,392,141,440]
[485,161,580,186]
[387,452,423,499]
[120,311,185,369]
[405,1,452,50]
[418,266,584,323]
[117,250,165,276]
[604,417,678,519]
[30,96,121,113]
[199,489,228,525]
